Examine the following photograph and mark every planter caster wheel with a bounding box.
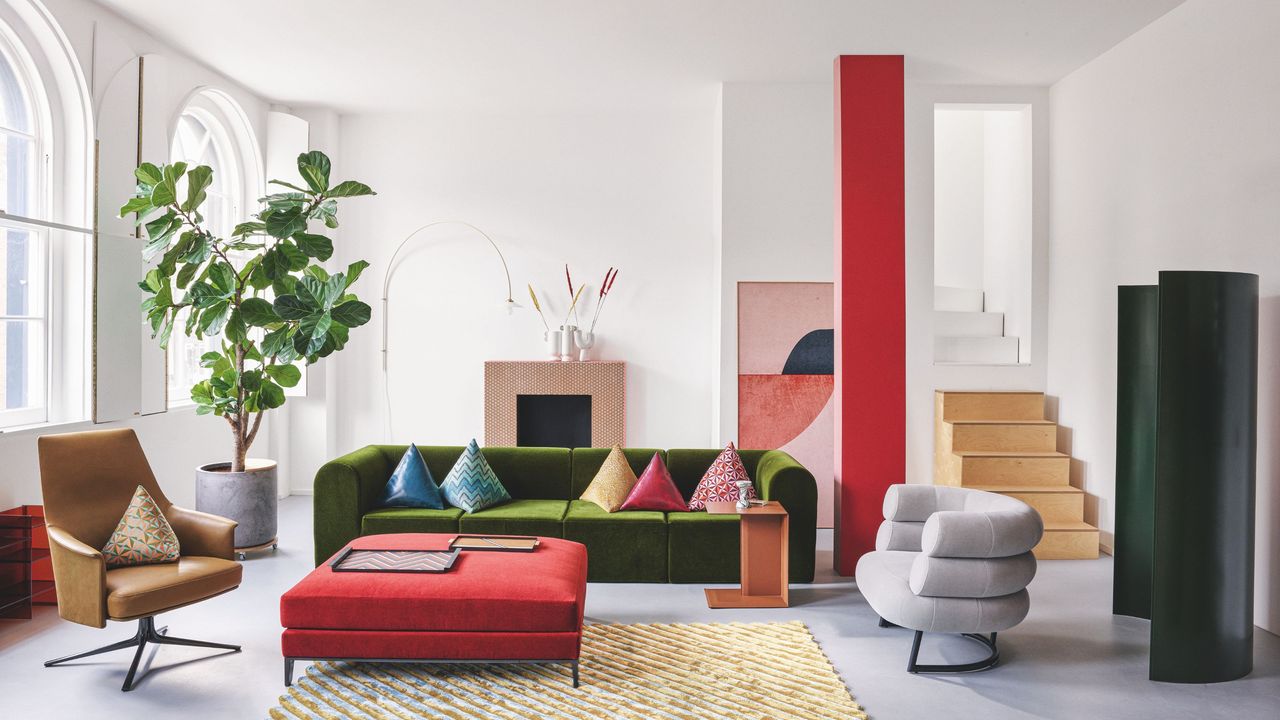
[233,537,278,563]
[236,552,247,561]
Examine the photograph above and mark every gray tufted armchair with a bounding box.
[855,484,1044,673]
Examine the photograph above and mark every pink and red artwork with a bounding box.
[737,282,834,527]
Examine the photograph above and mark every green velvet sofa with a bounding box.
[313,445,817,583]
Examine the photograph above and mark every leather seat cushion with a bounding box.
[105,556,242,619]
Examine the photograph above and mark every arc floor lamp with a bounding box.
[380,220,518,436]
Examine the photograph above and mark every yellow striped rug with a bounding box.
[270,620,866,719]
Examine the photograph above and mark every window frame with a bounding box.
[0,23,55,429]
[165,88,262,409]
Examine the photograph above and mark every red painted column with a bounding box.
[833,55,905,575]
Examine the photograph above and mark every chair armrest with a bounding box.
[882,484,940,522]
[922,508,1044,558]
[756,450,818,583]
[166,505,237,560]
[875,519,924,551]
[46,526,107,628]
[313,445,391,566]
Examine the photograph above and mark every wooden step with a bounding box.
[956,451,1069,486]
[936,390,1045,421]
[966,485,1084,522]
[1034,521,1100,560]
[949,420,1057,452]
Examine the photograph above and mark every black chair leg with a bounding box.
[907,630,1000,674]
[877,616,896,628]
[45,615,240,691]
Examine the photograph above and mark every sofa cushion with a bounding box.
[666,511,740,583]
[687,443,757,511]
[481,446,572,500]
[666,448,767,501]
[377,444,445,509]
[571,448,664,497]
[909,552,1037,599]
[362,507,464,537]
[458,499,568,537]
[441,440,511,513]
[620,453,688,512]
[579,446,638,512]
[562,500,667,582]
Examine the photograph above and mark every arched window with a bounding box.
[167,89,260,406]
[0,31,45,426]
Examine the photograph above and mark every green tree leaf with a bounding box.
[297,151,331,193]
[259,380,286,409]
[344,260,370,289]
[263,207,308,239]
[278,241,309,271]
[330,300,371,328]
[272,294,311,320]
[265,364,301,388]
[240,297,281,326]
[326,180,376,198]
[135,163,163,186]
[182,165,213,212]
[293,232,334,261]
[208,262,237,296]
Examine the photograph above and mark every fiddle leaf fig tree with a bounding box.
[121,151,375,472]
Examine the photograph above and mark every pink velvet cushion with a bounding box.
[619,453,687,512]
[687,442,757,511]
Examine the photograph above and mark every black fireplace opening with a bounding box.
[516,394,592,448]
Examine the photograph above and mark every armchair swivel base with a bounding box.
[907,630,999,674]
[45,615,241,691]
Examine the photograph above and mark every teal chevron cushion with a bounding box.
[441,439,512,513]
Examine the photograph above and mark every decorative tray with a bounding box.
[329,547,460,573]
[449,535,540,552]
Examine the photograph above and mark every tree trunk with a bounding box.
[232,344,247,473]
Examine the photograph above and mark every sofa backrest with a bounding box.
[569,448,665,497]
[376,445,572,500]
[666,448,768,501]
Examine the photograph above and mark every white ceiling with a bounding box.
[96,0,1184,113]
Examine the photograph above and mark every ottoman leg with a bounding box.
[284,658,295,687]
[571,660,579,688]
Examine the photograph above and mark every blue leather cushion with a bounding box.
[440,439,511,513]
[377,444,445,509]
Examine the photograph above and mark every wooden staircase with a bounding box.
[934,390,1099,559]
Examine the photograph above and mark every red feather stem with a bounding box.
[599,267,612,298]
[565,264,573,296]
[606,268,618,292]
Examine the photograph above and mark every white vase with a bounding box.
[575,330,596,361]
[546,330,563,360]
[560,325,577,361]
[736,480,753,509]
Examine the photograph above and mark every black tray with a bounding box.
[329,547,460,573]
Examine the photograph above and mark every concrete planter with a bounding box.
[195,459,278,554]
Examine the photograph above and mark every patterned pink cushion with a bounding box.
[687,443,757,511]
[101,485,181,569]
[619,453,687,512]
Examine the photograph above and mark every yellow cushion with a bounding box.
[579,446,639,512]
[101,485,181,569]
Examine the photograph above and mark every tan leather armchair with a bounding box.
[38,428,244,691]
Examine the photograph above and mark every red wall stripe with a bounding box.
[833,55,905,575]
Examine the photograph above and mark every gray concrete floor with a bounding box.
[1,495,1276,719]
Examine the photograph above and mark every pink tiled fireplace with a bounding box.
[483,361,626,447]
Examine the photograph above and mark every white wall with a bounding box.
[717,82,835,524]
[1047,0,1280,633]
[933,110,985,290]
[905,85,1051,484]
[328,107,718,455]
[981,107,1033,362]
[0,0,279,511]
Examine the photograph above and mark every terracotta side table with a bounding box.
[704,500,789,608]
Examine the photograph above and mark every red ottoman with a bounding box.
[280,533,588,686]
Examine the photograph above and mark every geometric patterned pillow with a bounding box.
[687,442,757,511]
[440,439,511,514]
[101,485,181,569]
[580,445,639,513]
